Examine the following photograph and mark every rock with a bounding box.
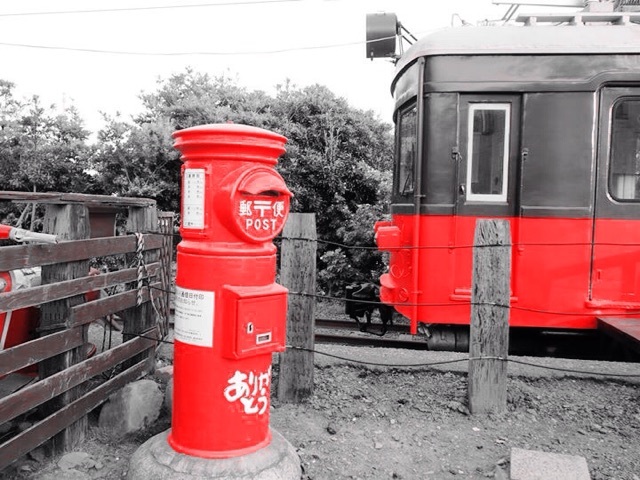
[164,378,173,412]
[58,452,91,470]
[0,422,12,435]
[326,425,337,435]
[98,379,163,436]
[38,469,90,480]
[154,365,173,384]
[510,447,590,480]
[17,421,33,431]
[458,404,470,415]
[493,466,509,480]
[28,447,46,463]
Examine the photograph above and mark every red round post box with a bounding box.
[168,124,291,458]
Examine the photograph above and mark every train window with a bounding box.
[396,104,417,196]
[466,103,510,202]
[610,99,640,201]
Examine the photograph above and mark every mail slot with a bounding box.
[222,283,287,359]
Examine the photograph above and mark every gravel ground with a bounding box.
[2,327,639,480]
[271,344,640,480]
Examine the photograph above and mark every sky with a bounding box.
[0,0,582,133]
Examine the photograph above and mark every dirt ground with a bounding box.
[2,339,639,480]
[272,353,640,480]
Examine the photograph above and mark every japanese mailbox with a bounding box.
[169,124,291,458]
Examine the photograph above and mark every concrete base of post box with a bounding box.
[127,428,301,480]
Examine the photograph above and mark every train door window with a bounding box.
[609,98,640,201]
[466,103,510,202]
[396,103,417,196]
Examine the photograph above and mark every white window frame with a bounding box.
[466,103,511,203]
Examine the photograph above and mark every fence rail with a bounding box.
[0,191,173,471]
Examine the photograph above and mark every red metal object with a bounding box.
[0,269,40,377]
[0,224,11,240]
[0,225,96,380]
[376,214,640,334]
[0,224,57,360]
[0,224,58,244]
[168,124,291,458]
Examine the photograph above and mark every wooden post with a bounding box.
[122,205,158,367]
[277,213,316,403]
[40,203,91,453]
[157,211,174,337]
[468,219,511,415]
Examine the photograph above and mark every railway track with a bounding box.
[315,318,406,333]
[315,317,430,350]
[313,318,606,359]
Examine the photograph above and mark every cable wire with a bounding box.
[287,345,640,378]
[282,236,640,251]
[0,0,307,17]
[289,290,640,317]
[0,36,387,57]
[126,335,638,378]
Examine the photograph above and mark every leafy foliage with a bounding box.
[89,115,181,212]
[0,80,95,229]
[270,83,393,292]
[1,71,394,293]
[0,81,93,194]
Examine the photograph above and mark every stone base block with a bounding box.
[127,428,301,480]
[511,447,590,480]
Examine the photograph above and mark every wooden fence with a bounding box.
[0,192,173,471]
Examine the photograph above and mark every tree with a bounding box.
[89,114,180,212]
[89,69,393,292]
[137,68,277,130]
[0,82,93,194]
[0,80,22,191]
[270,84,393,293]
[89,69,277,212]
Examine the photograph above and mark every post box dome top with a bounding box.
[173,123,287,164]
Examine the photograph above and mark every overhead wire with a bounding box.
[0,0,309,17]
[0,0,404,57]
[0,37,381,57]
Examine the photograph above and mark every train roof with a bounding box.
[393,22,640,92]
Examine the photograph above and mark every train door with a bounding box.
[452,95,521,299]
[591,87,640,308]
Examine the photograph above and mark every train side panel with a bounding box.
[377,29,640,333]
[378,215,597,331]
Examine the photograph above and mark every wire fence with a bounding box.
[282,235,640,251]
[124,327,640,379]
[142,230,640,319]
[134,229,640,380]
